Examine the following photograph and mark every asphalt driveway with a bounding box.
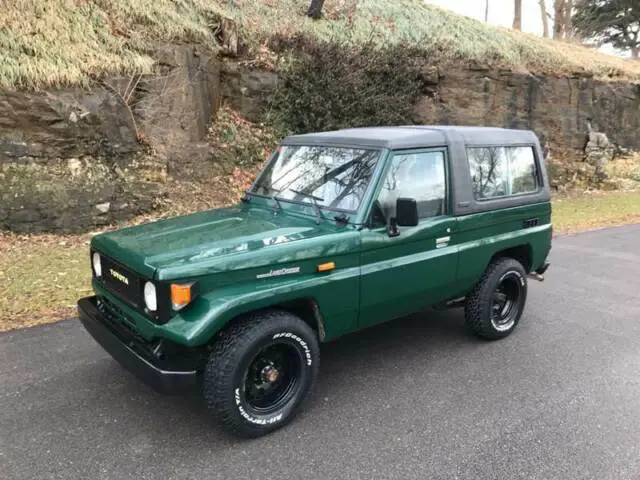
[2,225,640,480]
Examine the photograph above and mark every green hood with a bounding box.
[91,204,342,280]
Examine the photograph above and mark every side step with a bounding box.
[433,296,466,310]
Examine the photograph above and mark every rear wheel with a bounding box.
[465,257,528,340]
[203,310,319,438]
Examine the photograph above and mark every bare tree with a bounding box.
[513,0,522,30]
[553,0,566,39]
[564,0,573,39]
[485,0,490,22]
[552,0,575,40]
[539,0,549,37]
[307,0,326,19]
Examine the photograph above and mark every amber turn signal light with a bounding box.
[171,283,193,309]
[317,262,335,272]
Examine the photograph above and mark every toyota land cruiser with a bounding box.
[78,126,552,438]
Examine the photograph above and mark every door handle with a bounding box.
[436,235,451,248]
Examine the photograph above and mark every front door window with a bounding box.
[373,151,447,225]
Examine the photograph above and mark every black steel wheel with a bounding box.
[243,342,303,415]
[203,310,319,438]
[490,272,524,332]
[465,257,528,340]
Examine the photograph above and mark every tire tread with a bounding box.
[464,257,527,340]
[203,309,318,438]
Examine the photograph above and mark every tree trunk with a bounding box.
[538,0,549,37]
[632,47,640,59]
[553,0,565,39]
[564,0,573,39]
[485,0,490,22]
[307,0,326,19]
[513,0,522,30]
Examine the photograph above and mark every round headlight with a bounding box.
[144,281,157,312]
[92,252,102,277]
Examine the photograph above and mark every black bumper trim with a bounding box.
[78,296,197,394]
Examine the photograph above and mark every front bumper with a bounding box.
[78,296,197,394]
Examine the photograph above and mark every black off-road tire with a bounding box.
[464,257,528,340]
[203,309,319,438]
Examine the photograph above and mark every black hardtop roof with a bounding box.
[282,126,539,150]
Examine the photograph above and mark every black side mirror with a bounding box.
[396,198,419,226]
[387,198,418,237]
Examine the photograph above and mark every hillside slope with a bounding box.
[2,0,640,90]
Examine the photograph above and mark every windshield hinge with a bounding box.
[334,213,349,225]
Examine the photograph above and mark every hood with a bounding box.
[91,204,340,279]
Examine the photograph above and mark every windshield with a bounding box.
[251,145,381,212]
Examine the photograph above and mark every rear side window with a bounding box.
[467,146,539,200]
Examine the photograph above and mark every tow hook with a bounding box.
[152,339,165,359]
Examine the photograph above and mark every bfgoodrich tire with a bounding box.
[203,310,319,438]
[464,257,528,340]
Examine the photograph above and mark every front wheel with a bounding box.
[464,257,528,340]
[203,310,319,438]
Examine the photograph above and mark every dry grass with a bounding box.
[552,190,640,235]
[222,0,640,80]
[0,0,222,89]
[0,232,92,331]
[2,0,640,90]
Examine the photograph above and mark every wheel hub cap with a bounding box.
[261,365,280,384]
[242,342,304,415]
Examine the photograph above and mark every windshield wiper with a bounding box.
[271,194,282,211]
[289,188,324,224]
[245,184,283,211]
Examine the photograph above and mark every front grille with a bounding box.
[97,295,146,346]
[99,255,142,308]
[93,250,172,325]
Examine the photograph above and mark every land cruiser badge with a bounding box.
[256,267,300,279]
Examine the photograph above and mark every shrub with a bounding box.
[264,34,428,134]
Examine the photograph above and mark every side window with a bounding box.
[467,147,508,199]
[508,147,538,194]
[376,151,446,222]
[467,146,538,200]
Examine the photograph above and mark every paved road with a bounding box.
[2,225,640,480]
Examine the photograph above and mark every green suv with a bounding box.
[78,126,552,438]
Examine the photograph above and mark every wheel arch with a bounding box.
[272,297,326,342]
[489,244,533,273]
[202,296,327,346]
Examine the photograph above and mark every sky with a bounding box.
[426,0,548,35]
[424,0,622,56]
